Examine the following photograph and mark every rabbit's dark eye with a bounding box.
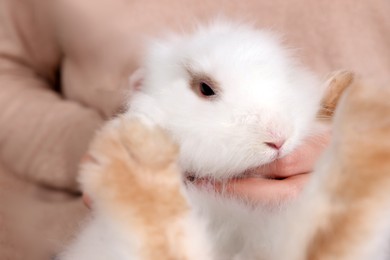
[199,82,215,96]
[187,69,219,99]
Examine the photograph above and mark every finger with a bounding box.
[80,154,96,164]
[217,173,310,205]
[80,154,97,209]
[83,194,92,209]
[260,128,332,177]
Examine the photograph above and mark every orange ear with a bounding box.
[129,68,145,92]
[317,71,354,121]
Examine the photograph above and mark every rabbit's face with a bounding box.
[130,22,324,179]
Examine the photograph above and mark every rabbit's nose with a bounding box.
[265,140,285,150]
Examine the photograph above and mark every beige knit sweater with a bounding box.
[0,0,389,259]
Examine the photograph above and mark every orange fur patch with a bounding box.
[80,118,193,260]
[318,70,354,120]
[307,82,390,259]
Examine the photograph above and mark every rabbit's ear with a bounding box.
[128,68,145,92]
[317,70,354,120]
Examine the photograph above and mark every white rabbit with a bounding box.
[125,21,326,258]
[61,21,390,260]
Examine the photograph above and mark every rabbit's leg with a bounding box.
[304,82,390,260]
[79,116,212,260]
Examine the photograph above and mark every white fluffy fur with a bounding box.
[129,21,324,179]
[60,206,213,260]
[60,213,138,260]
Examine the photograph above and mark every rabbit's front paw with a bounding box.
[78,116,185,211]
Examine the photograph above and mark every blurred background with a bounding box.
[0,0,389,259]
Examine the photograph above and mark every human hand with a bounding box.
[212,126,332,205]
